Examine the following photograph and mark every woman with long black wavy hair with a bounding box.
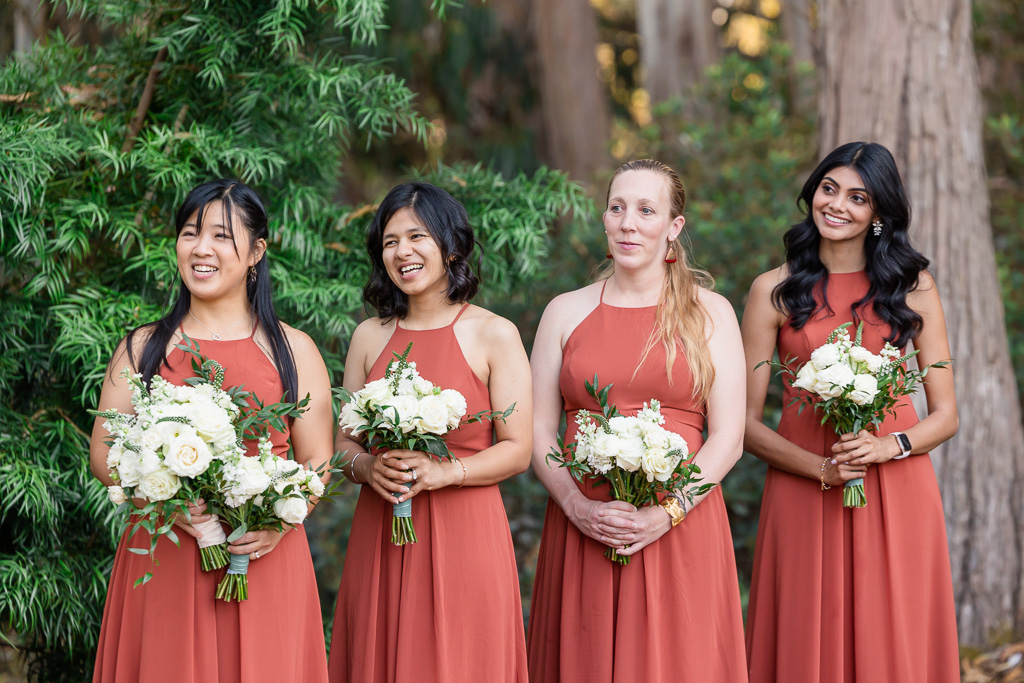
[742,142,959,681]
[90,179,334,682]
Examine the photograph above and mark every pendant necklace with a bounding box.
[188,310,252,340]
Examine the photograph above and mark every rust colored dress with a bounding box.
[328,307,528,683]
[745,271,959,682]
[93,331,328,683]
[527,290,748,683]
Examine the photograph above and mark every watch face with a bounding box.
[896,433,912,452]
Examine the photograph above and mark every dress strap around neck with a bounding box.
[599,280,608,304]
[450,303,471,326]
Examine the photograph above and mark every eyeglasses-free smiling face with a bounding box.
[603,169,684,267]
[176,200,264,301]
[812,166,877,244]
[381,206,449,300]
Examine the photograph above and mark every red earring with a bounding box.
[606,247,613,259]
[664,243,677,264]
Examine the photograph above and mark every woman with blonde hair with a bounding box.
[527,160,748,682]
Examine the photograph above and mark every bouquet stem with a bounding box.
[216,553,249,601]
[843,478,867,508]
[391,499,417,545]
[194,516,229,571]
[604,546,630,565]
[200,544,230,572]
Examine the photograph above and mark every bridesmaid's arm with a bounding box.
[284,327,334,479]
[741,270,866,487]
[832,271,958,465]
[530,293,637,549]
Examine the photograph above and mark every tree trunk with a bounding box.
[529,0,612,184]
[779,0,814,68]
[636,0,720,103]
[818,0,1024,645]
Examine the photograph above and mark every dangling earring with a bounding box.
[872,219,883,237]
[606,247,613,259]
[249,266,257,283]
[664,240,677,264]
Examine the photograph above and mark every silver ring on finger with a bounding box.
[253,550,261,559]
[411,468,417,481]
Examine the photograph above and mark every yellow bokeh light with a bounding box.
[743,72,765,90]
[760,0,781,19]
[595,42,615,69]
[622,48,638,66]
[725,12,770,56]
[630,88,652,126]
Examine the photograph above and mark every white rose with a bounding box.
[117,448,141,487]
[792,362,819,393]
[810,343,842,370]
[307,475,325,497]
[137,467,182,502]
[639,422,670,450]
[274,496,308,525]
[189,397,233,441]
[440,389,467,427]
[413,376,435,397]
[106,443,123,470]
[615,435,645,472]
[849,374,880,406]
[165,433,214,477]
[381,395,420,433]
[813,363,856,398]
[667,431,688,455]
[338,402,369,435]
[414,395,450,435]
[107,485,128,505]
[155,419,195,445]
[592,431,621,460]
[138,448,163,477]
[211,424,238,452]
[358,379,392,410]
[641,446,679,482]
[140,427,165,451]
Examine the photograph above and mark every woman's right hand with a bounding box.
[822,459,868,487]
[364,451,417,505]
[170,499,213,540]
[566,496,638,548]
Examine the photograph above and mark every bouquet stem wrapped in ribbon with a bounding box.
[337,342,514,546]
[760,322,949,508]
[548,375,714,564]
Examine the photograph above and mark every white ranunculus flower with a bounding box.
[307,475,325,497]
[338,401,369,435]
[107,485,128,504]
[238,457,272,496]
[381,395,420,433]
[165,433,214,477]
[615,435,645,472]
[137,467,182,502]
[140,427,165,451]
[210,424,238,452]
[792,362,819,392]
[810,343,842,370]
[274,496,308,525]
[139,448,163,477]
[155,419,195,445]
[440,389,467,427]
[358,379,393,410]
[813,363,856,398]
[592,431,621,460]
[106,443,124,470]
[667,431,688,455]
[414,394,450,435]
[413,376,435,397]
[639,421,670,450]
[849,373,880,406]
[117,448,141,487]
[641,446,679,482]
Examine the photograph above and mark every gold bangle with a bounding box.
[820,457,831,491]
[660,496,686,527]
[455,457,468,488]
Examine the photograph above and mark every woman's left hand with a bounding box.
[831,430,900,466]
[385,449,458,503]
[227,527,288,560]
[613,504,673,557]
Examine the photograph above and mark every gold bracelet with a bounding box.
[660,496,687,527]
[820,457,831,491]
[455,457,468,487]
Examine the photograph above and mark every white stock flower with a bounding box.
[107,485,128,505]
[810,343,842,370]
[440,389,467,427]
[137,467,182,502]
[849,374,880,406]
[615,435,645,473]
[641,446,679,482]
[813,363,856,398]
[165,432,214,477]
[274,496,308,525]
[414,394,450,435]
[792,362,819,393]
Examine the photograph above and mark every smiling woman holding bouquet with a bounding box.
[327,182,531,683]
[89,179,334,682]
[527,159,748,682]
[742,142,959,681]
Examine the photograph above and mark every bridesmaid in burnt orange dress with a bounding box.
[90,180,334,682]
[742,142,960,682]
[528,160,748,682]
[328,182,531,683]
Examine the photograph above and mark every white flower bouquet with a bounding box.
[91,337,307,584]
[762,322,947,507]
[547,375,714,564]
[336,342,514,546]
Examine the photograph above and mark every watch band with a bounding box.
[891,432,912,459]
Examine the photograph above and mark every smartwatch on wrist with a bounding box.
[891,432,912,459]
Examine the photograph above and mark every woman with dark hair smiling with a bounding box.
[90,179,334,681]
[742,142,959,681]
[328,182,531,683]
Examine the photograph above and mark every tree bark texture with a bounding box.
[818,0,1024,645]
[529,0,612,183]
[636,0,720,103]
